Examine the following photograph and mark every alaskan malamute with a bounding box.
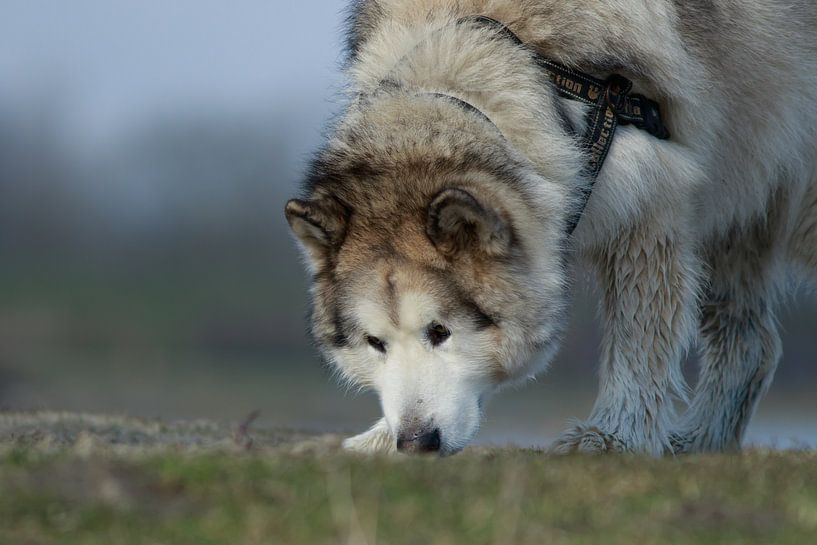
[286,0,817,455]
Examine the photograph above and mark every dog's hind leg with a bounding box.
[674,211,786,453]
[788,179,817,283]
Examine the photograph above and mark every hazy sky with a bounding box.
[1,0,348,143]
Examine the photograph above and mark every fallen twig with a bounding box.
[233,410,261,450]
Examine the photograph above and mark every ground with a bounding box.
[2,412,816,545]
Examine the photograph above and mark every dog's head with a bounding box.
[285,93,573,454]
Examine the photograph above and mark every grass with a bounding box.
[1,412,817,545]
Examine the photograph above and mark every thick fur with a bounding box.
[287,0,817,455]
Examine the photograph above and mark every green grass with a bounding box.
[2,413,817,545]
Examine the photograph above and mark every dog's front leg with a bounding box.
[554,223,699,455]
[342,417,396,454]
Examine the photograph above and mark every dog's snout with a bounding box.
[396,427,441,454]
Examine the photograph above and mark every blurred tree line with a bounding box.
[0,96,814,423]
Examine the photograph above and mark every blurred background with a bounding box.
[1,0,814,448]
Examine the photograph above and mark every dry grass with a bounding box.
[2,411,816,545]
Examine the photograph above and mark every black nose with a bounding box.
[396,427,441,454]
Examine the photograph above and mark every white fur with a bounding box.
[344,289,493,454]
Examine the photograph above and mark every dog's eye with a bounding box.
[427,322,451,346]
[366,335,386,353]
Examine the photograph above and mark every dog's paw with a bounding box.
[669,427,737,454]
[551,424,629,454]
[668,430,695,454]
[342,418,396,454]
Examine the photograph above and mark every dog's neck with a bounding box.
[344,9,692,244]
[348,15,588,195]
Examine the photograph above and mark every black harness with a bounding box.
[415,16,670,234]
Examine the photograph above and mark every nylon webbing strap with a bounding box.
[533,58,670,141]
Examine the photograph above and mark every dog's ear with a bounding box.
[285,196,349,269]
[426,188,512,258]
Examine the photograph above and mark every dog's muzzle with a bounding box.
[396,426,441,454]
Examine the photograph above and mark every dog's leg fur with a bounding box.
[673,211,786,453]
[554,221,699,455]
[342,417,396,453]
[789,179,817,284]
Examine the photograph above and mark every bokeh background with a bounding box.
[1,0,814,448]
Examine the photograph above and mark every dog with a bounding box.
[285,0,817,456]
